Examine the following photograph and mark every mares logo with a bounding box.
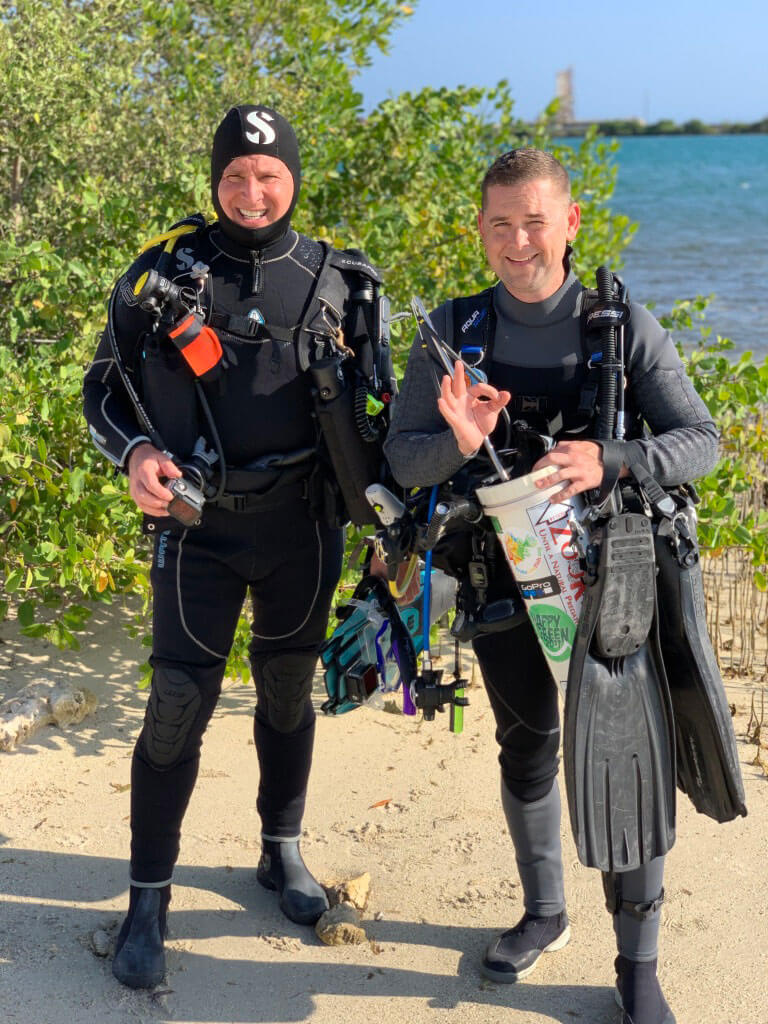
[245,110,276,145]
[156,529,170,569]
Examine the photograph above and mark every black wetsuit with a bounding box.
[83,224,364,884]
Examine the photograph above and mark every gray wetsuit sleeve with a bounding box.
[383,303,472,487]
[599,303,719,487]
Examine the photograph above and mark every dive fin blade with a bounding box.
[564,514,676,872]
[654,524,747,822]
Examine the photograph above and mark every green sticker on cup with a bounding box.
[527,603,575,662]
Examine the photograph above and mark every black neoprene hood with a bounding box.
[211,105,302,248]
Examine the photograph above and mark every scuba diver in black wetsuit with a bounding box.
[385,149,741,1024]
[83,105,394,989]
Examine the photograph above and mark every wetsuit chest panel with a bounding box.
[456,281,594,439]
[489,353,592,437]
[202,331,316,465]
[170,231,323,465]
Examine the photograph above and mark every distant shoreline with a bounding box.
[548,118,767,137]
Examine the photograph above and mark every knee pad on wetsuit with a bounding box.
[252,650,317,733]
[139,663,217,770]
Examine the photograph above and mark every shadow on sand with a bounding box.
[0,846,618,1024]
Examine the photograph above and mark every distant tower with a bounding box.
[555,68,574,127]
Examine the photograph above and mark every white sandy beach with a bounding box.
[0,600,766,1024]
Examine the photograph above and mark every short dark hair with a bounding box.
[481,149,571,209]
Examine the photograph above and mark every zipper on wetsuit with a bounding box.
[250,251,263,294]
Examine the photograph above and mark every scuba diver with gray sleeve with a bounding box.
[83,104,395,990]
[384,148,744,1024]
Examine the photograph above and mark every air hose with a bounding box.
[353,384,381,442]
[595,266,618,442]
[423,497,481,552]
[421,486,440,658]
[388,553,419,600]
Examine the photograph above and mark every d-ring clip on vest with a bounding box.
[459,345,484,368]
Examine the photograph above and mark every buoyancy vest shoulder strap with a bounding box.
[576,286,601,418]
[135,213,208,296]
[449,288,496,370]
[449,284,620,428]
[297,244,382,371]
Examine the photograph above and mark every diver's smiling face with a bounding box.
[478,178,580,303]
[217,154,294,230]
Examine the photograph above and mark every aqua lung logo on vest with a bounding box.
[247,307,265,326]
[245,110,276,145]
[461,308,486,334]
[156,529,171,569]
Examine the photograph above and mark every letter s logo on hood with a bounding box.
[245,110,276,145]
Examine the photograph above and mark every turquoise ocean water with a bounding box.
[572,135,768,356]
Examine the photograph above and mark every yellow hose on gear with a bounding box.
[138,223,199,255]
[388,554,419,600]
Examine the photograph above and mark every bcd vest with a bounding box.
[445,285,643,444]
[134,216,395,525]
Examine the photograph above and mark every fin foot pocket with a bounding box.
[594,514,655,658]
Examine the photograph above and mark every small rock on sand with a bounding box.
[315,902,367,946]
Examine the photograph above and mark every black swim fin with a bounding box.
[654,506,747,822]
[564,513,676,872]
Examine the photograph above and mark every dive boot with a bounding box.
[481,911,570,982]
[112,885,170,989]
[257,837,329,925]
[615,956,676,1024]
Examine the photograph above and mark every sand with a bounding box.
[1,599,766,1024]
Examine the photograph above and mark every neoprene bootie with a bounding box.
[615,956,676,1024]
[481,910,570,982]
[256,838,329,925]
[112,885,170,989]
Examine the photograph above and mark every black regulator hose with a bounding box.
[105,282,167,452]
[595,265,618,441]
[353,384,380,442]
[423,498,482,551]
[193,380,227,501]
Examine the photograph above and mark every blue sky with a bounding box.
[356,0,767,123]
